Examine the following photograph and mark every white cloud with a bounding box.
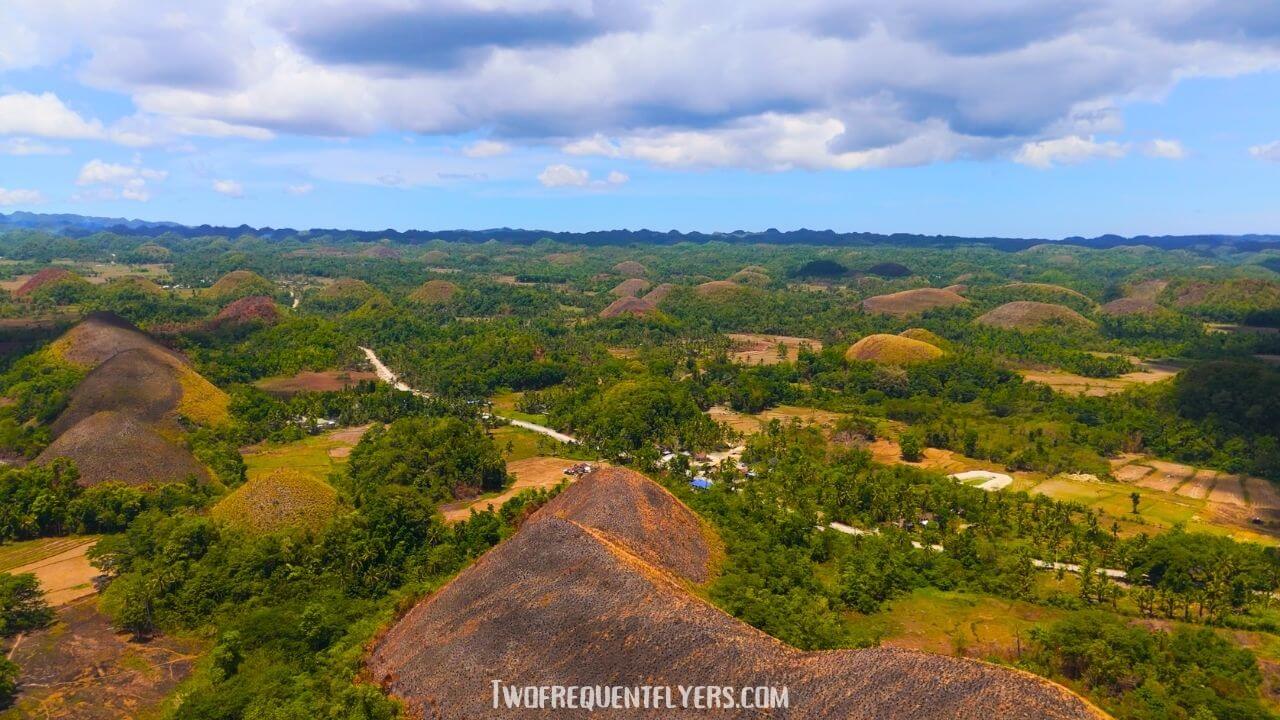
[606,170,629,185]
[1250,141,1280,162]
[1143,138,1187,159]
[462,140,510,158]
[212,179,245,198]
[74,159,167,201]
[0,137,69,156]
[286,182,314,195]
[5,2,1280,172]
[0,92,104,139]
[1014,135,1128,169]
[0,187,44,206]
[537,163,590,188]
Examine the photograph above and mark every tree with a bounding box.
[899,432,924,462]
[0,573,52,636]
[348,417,507,502]
[1129,491,1140,515]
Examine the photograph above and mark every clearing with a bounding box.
[0,536,99,606]
[253,369,378,395]
[1019,359,1181,396]
[439,456,588,523]
[241,424,370,482]
[726,333,822,365]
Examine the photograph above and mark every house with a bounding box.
[690,476,713,490]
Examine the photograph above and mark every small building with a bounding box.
[564,462,595,477]
[690,476,713,490]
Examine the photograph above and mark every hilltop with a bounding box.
[369,467,1101,720]
[977,301,1095,331]
[861,288,968,317]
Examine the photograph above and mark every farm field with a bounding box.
[253,369,378,395]
[1,537,100,606]
[1018,359,1182,396]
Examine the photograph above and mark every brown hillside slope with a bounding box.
[1099,297,1162,316]
[613,260,648,277]
[211,295,281,328]
[13,268,80,298]
[36,411,210,487]
[862,288,967,317]
[599,296,655,319]
[977,301,1094,330]
[410,279,459,304]
[369,468,1101,720]
[212,468,339,534]
[611,277,651,298]
[49,346,229,436]
[642,283,677,305]
[49,312,182,369]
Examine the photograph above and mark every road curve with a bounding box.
[359,346,578,444]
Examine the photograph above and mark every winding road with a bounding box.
[359,346,578,444]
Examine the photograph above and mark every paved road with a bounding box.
[359,346,578,444]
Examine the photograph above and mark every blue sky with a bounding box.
[1,1,1279,237]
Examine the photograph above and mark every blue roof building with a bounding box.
[690,476,713,490]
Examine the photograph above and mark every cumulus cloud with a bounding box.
[0,137,69,156]
[462,140,510,158]
[75,159,167,201]
[5,2,1280,171]
[0,92,105,139]
[212,179,245,197]
[1014,135,1128,169]
[1143,138,1187,159]
[1250,141,1280,162]
[0,187,44,206]
[538,163,590,188]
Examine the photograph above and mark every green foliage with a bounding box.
[1028,611,1275,720]
[0,572,53,636]
[347,417,507,502]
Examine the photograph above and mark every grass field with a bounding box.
[0,536,100,605]
[489,391,550,425]
[241,425,369,484]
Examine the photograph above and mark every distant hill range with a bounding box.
[3,210,1280,252]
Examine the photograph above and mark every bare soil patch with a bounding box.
[255,369,378,395]
[1018,361,1178,397]
[1,598,203,720]
[7,538,99,606]
[439,456,586,523]
[727,333,822,365]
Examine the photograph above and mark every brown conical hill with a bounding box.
[49,312,182,369]
[410,279,459,304]
[599,296,655,319]
[49,345,229,435]
[369,467,1103,720]
[108,275,166,296]
[611,277,651,298]
[612,260,647,277]
[210,295,281,328]
[899,327,950,349]
[977,301,1095,330]
[13,268,82,298]
[861,288,968,317]
[1099,297,1162,317]
[642,283,677,305]
[36,411,210,487]
[846,334,944,364]
[729,269,770,287]
[317,278,378,301]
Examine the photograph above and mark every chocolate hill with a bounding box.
[599,296,656,319]
[13,267,84,298]
[977,301,1094,331]
[861,288,968,317]
[209,295,281,329]
[611,278,651,298]
[35,313,227,486]
[368,468,1102,720]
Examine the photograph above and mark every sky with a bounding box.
[1,1,1280,238]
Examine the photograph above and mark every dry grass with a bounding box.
[4,537,98,606]
[729,269,770,287]
[694,279,756,299]
[1002,282,1093,303]
[106,274,166,295]
[846,333,944,364]
[369,467,1103,720]
[727,333,823,365]
[12,268,81,298]
[976,301,1095,330]
[1126,279,1168,301]
[898,327,949,348]
[641,282,677,305]
[48,312,180,369]
[317,278,377,300]
[421,249,448,264]
[1018,360,1179,397]
[861,287,968,317]
[210,295,281,327]
[212,468,340,534]
[409,279,459,303]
